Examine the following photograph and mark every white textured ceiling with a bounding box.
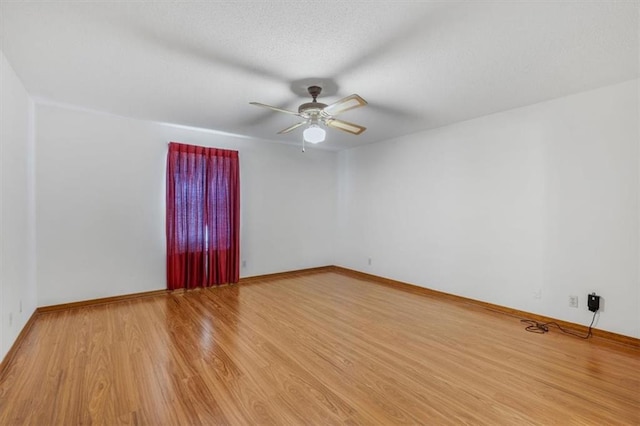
[1,1,638,150]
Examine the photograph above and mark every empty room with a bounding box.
[1,1,639,424]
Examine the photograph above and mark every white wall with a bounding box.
[338,79,640,338]
[0,50,37,361]
[36,104,337,306]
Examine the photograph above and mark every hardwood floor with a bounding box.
[1,271,638,425]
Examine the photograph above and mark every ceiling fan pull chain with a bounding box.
[302,135,305,153]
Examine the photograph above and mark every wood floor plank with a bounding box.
[1,271,638,425]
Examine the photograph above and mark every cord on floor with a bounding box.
[521,310,598,339]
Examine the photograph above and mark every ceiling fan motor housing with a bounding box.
[298,85,327,117]
[298,102,327,116]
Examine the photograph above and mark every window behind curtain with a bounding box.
[166,142,240,289]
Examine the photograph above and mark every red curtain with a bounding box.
[166,142,240,290]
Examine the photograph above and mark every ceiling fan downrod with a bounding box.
[307,85,322,103]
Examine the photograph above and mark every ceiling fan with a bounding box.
[250,86,367,145]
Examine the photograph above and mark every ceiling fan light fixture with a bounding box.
[303,124,326,144]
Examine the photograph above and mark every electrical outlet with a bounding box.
[368,257,372,266]
[533,289,542,299]
[569,296,579,308]
[242,260,246,268]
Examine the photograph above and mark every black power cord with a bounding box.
[521,310,598,339]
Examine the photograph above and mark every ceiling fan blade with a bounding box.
[249,102,300,116]
[322,94,368,116]
[277,122,306,134]
[326,118,367,135]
